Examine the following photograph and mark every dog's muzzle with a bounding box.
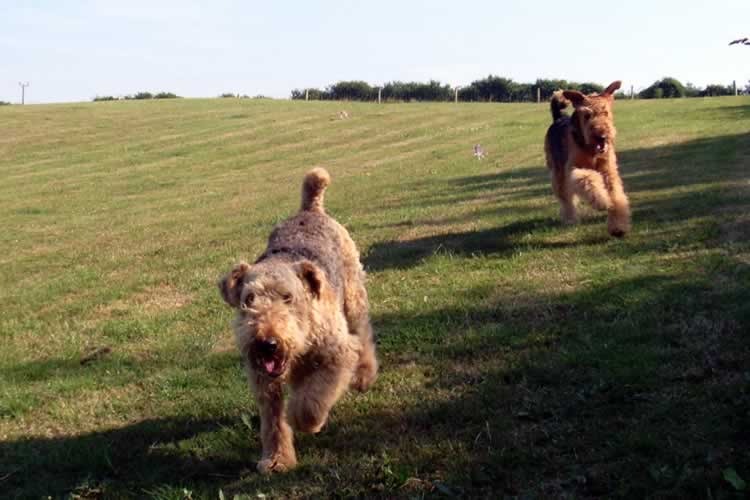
[252,338,287,378]
[594,135,609,154]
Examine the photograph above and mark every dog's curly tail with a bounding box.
[550,90,570,121]
[301,167,331,212]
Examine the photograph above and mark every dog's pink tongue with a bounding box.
[264,359,277,374]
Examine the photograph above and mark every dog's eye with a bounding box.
[282,293,293,304]
[244,292,255,307]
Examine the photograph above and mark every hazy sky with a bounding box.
[2,1,748,104]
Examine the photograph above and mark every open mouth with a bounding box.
[258,355,286,378]
[594,137,608,154]
[251,337,286,378]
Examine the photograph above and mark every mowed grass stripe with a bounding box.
[1,96,749,498]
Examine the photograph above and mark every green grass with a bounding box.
[1,97,749,499]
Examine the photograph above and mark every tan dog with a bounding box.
[219,168,378,473]
[544,81,631,237]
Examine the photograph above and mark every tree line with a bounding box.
[291,77,607,102]
[292,76,746,102]
[91,92,270,102]
[93,92,180,101]
[638,78,741,98]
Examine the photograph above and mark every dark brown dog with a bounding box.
[544,81,631,237]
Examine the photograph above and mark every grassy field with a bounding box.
[1,96,749,499]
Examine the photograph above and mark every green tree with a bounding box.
[640,78,685,99]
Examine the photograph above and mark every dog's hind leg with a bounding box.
[546,125,578,224]
[348,313,378,392]
[552,165,578,224]
[343,281,378,392]
[337,228,378,392]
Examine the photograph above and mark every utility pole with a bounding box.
[19,81,30,105]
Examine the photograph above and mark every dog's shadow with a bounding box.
[0,414,252,498]
[363,217,607,272]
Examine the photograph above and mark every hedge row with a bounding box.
[93,92,180,102]
[292,76,745,102]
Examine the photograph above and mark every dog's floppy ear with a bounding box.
[562,90,586,106]
[602,81,622,97]
[219,261,250,308]
[295,260,324,299]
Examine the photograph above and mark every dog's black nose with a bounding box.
[257,338,278,354]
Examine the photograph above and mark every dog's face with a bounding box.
[564,81,621,156]
[219,260,324,379]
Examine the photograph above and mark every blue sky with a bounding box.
[2,1,748,103]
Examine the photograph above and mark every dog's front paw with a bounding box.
[257,458,276,475]
[560,207,578,225]
[257,454,297,474]
[350,374,371,392]
[351,362,378,392]
[607,216,631,238]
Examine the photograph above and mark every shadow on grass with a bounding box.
[364,217,605,272]
[4,346,240,386]
[380,163,551,214]
[708,103,750,121]
[4,355,166,385]
[365,132,750,272]
[338,269,747,497]
[618,131,750,193]
[4,269,748,498]
[0,414,251,498]
[4,132,749,498]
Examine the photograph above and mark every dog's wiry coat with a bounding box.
[219,168,378,474]
[544,81,631,237]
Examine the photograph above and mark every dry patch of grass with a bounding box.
[95,284,193,319]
